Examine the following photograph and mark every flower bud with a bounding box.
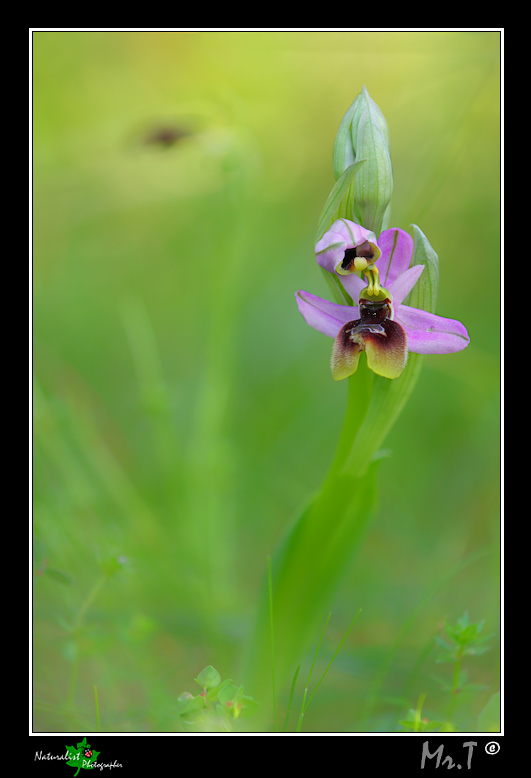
[332,86,393,236]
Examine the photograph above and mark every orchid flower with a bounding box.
[297,220,470,380]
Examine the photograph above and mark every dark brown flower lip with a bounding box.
[331,314,408,380]
[344,320,386,341]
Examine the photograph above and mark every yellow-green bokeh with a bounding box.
[33,31,500,733]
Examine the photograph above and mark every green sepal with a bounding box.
[333,97,359,179]
[406,224,440,314]
[333,86,390,180]
[315,160,366,244]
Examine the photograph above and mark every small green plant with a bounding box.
[399,612,496,732]
[176,666,259,732]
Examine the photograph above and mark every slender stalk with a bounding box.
[67,575,106,713]
[282,665,300,732]
[325,360,373,482]
[305,613,331,692]
[296,613,331,732]
[304,609,361,710]
[74,575,106,630]
[446,647,464,722]
[244,323,426,709]
[94,685,100,732]
[413,692,427,733]
[267,556,278,732]
[296,688,308,733]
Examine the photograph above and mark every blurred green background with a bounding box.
[33,31,500,732]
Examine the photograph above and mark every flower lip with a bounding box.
[331,303,408,381]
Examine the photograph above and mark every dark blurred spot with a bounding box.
[141,125,191,149]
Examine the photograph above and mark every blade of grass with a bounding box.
[94,685,100,732]
[267,555,278,732]
[305,608,362,711]
[296,613,331,732]
[282,665,300,733]
[414,692,427,733]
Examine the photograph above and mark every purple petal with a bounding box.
[376,228,414,287]
[388,264,425,306]
[395,305,470,354]
[315,229,347,273]
[315,220,380,274]
[338,220,378,249]
[296,290,359,339]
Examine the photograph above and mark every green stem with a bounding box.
[282,665,300,732]
[446,649,464,722]
[305,609,361,711]
[244,333,425,718]
[296,613,331,732]
[67,574,107,712]
[94,685,100,732]
[325,360,373,482]
[74,575,106,630]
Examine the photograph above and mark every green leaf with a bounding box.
[217,683,239,705]
[399,714,442,732]
[434,636,453,651]
[460,683,489,694]
[398,719,416,730]
[177,694,207,716]
[463,645,491,657]
[435,652,459,664]
[194,665,221,689]
[243,449,380,707]
[206,677,233,702]
[424,720,445,731]
[238,696,260,718]
[44,568,73,585]
[477,692,501,732]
